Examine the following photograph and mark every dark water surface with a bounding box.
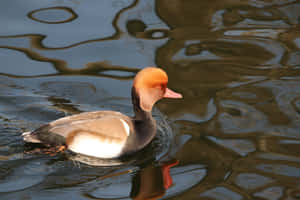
[0,0,300,199]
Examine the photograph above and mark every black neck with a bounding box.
[126,88,156,152]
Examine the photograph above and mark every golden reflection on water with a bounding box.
[0,0,300,199]
[28,7,78,24]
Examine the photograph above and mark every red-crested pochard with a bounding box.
[22,67,182,159]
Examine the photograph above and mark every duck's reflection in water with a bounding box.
[130,159,179,200]
[79,158,205,200]
[77,159,179,199]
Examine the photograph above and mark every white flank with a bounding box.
[68,134,125,158]
[120,119,130,136]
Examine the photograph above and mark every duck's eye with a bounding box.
[156,84,167,92]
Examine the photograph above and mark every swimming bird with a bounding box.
[22,67,182,159]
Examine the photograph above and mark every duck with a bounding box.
[22,67,182,159]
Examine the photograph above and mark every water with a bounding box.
[0,0,300,199]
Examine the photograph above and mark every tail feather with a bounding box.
[22,132,42,143]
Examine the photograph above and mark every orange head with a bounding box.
[133,67,182,112]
